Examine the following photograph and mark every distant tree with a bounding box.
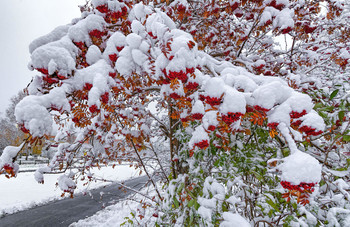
[6,90,27,124]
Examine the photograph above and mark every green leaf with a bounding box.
[330,89,339,100]
[343,135,350,142]
[177,183,184,194]
[194,201,200,210]
[314,102,323,109]
[338,111,345,121]
[188,199,195,208]
[173,197,180,208]
[265,197,280,212]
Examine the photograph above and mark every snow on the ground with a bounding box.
[71,184,158,227]
[0,164,140,216]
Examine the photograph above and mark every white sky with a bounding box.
[0,0,85,116]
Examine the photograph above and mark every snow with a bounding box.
[191,100,205,115]
[30,37,77,77]
[300,110,326,131]
[189,126,209,149]
[29,25,70,54]
[68,14,106,45]
[86,45,102,65]
[252,81,293,110]
[220,87,246,114]
[0,165,140,216]
[273,8,294,30]
[279,151,322,185]
[15,96,53,137]
[220,212,251,227]
[71,182,159,227]
[203,77,226,98]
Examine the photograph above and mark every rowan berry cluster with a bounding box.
[222,112,243,125]
[194,140,209,149]
[280,181,316,192]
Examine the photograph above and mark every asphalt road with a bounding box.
[0,176,148,227]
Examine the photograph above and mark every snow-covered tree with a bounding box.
[1,0,349,225]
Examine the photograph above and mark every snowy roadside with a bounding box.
[0,164,141,216]
[71,184,159,227]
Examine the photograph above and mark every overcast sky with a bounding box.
[0,0,85,116]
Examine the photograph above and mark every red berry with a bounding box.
[208,125,216,131]
[170,93,181,99]
[222,112,243,125]
[36,68,49,75]
[109,54,118,62]
[194,140,209,149]
[192,113,203,120]
[84,83,93,91]
[267,122,279,130]
[109,72,116,78]
[96,5,109,13]
[89,105,100,113]
[116,46,124,52]
[186,82,199,90]
[290,110,307,118]
[254,105,270,112]
[89,29,105,39]
[205,96,221,106]
[281,27,293,34]
[101,92,109,104]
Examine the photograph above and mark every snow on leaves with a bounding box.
[1,0,347,226]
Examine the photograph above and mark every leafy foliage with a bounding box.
[1,0,349,226]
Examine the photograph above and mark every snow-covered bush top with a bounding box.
[2,0,348,225]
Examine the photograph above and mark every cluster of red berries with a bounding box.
[299,125,323,136]
[230,2,239,11]
[290,110,307,118]
[222,112,243,125]
[106,7,128,22]
[167,70,188,82]
[199,95,221,106]
[291,119,302,127]
[169,93,182,100]
[281,27,293,34]
[36,68,67,84]
[207,125,216,131]
[96,4,128,23]
[42,76,59,84]
[181,117,190,122]
[96,5,109,13]
[246,106,255,113]
[109,53,118,62]
[50,105,62,112]
[267,122,279,130]
[254,105,270,112]
[185,82,199,90]
[89,29,106,39]
[3,164,13,172]
[89,104,100,113]
[194,140,209,149]
[268,0,285,10]
[19,124,30,133]
[304,24,317,34]
[192,113,203,120]
[100,92,109,104]
[74,41,86,50]
[1,164,15,177]
[280,181,316,192]
[148,32,157,39]
[109,72,117,78]
[72,117,79,124]
[84,83,93,91]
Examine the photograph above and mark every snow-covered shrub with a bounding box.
[1,0,350,226]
